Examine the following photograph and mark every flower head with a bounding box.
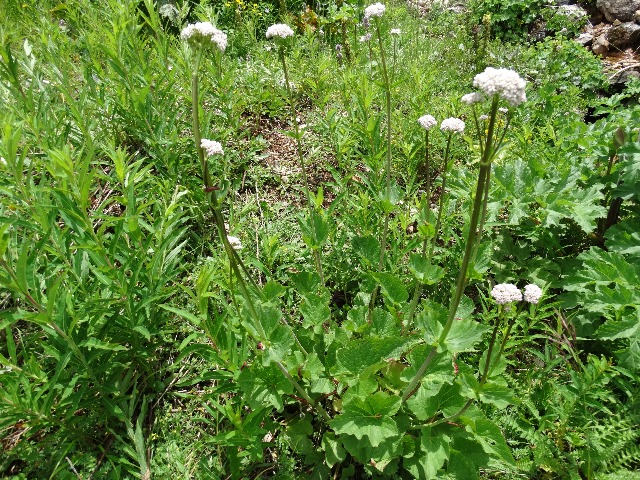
[417,114,437,130]
[266,23,294,40]
[364,2,385,19]
[227,235,243,250]
[201,139,224,157]
[491,283,522,304]
[390,28,401,35]
[473,67,527,107]
[461,92,484,105]
[523,284,543,304]
[181,22,227,51]
[359,33,372,43]
[440,117,465,134]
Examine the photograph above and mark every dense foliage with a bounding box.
[1,0,639,478]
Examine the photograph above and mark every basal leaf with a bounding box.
[409,254,444,285]
[373,272,409,305]
[238,362,293,411]
[353,235,380,266]
[336,337,407,377]
[330,392,401,447]
[443,318,489,354]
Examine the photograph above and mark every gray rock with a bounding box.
[609,65,640,87]
[596,0,640,23]
[558,4,587,20]
[575,33,594,46]
[606,22,640,49]
[592,35,609,56]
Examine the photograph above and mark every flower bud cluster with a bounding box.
[181,22,227,52]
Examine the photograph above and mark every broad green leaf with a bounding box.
[330,392,401,447]
[300,293,331,332]
[371,307,401,337]
[478,381,518,409]
[444,452,480,479]
[605,219,640,258]
[596,311,640,340]
[237,362,293,411]
[407,382,465,421]
[464,417,515,466]
[405,427,450,480]
[254,302,294,366]
[322,433,346,467]
[336,337,407,377]
[372,272,409,305]
[353,235,380,266]
[409,254,444,285]
[443,318,490,354]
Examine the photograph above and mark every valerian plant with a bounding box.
[177,5,545,476]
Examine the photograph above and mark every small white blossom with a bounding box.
[491,283,523,305]
[390,28,401,35]
[417,114,437,130]
[440,117,465,134]
[461,92,484,105]
[266,23,294,40]
[523,284,543,304]
[498,107,509,114]
[227,235,243,250]
[364,2,386,18]
[473,67,527,107]
[479,114,489,121]
[201,139,224,156]
[360,33,372,43]
[181,22,227,51]
[0,156,7,166]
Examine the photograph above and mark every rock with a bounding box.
[606,22,640,49]
[592,34,609,56]
[635,10,640,23]
[558,4,588,20]
[609,64,640,87]
[575,33,594,46]
[596,0,640,23]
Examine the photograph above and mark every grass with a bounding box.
[1,0,639,478]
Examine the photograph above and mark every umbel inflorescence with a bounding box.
[491,283,543,305]
[472,67,527,107]
[181,22,227,51]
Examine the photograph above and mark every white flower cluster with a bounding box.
[390,28,401,35]
[491,283,523,305]
[461,92,484,105]
[201,139,224,157]
[360,33,372,43]
[440,117,465,134]
[227,235,243,250]
[472,67,527,107]
[181,22,227,51]
[266,23,294,40]
[417,114,436,130]
[364,2,386,18]
[491,283,543,304]
[524,284,543,304]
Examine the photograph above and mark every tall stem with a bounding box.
[367,18,392,322]
[278,48,324,284]
[402,97,500,403]
[190,49,327,421]
[429,133,453,258]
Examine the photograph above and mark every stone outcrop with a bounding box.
[596,0,640,23]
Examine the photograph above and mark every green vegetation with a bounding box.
[1,0,639,478]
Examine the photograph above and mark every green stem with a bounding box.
[278,47,324,285]
[191,46,324,421]
[401,98,500,403]
[367,18,393,323]
[430,133,453,258]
